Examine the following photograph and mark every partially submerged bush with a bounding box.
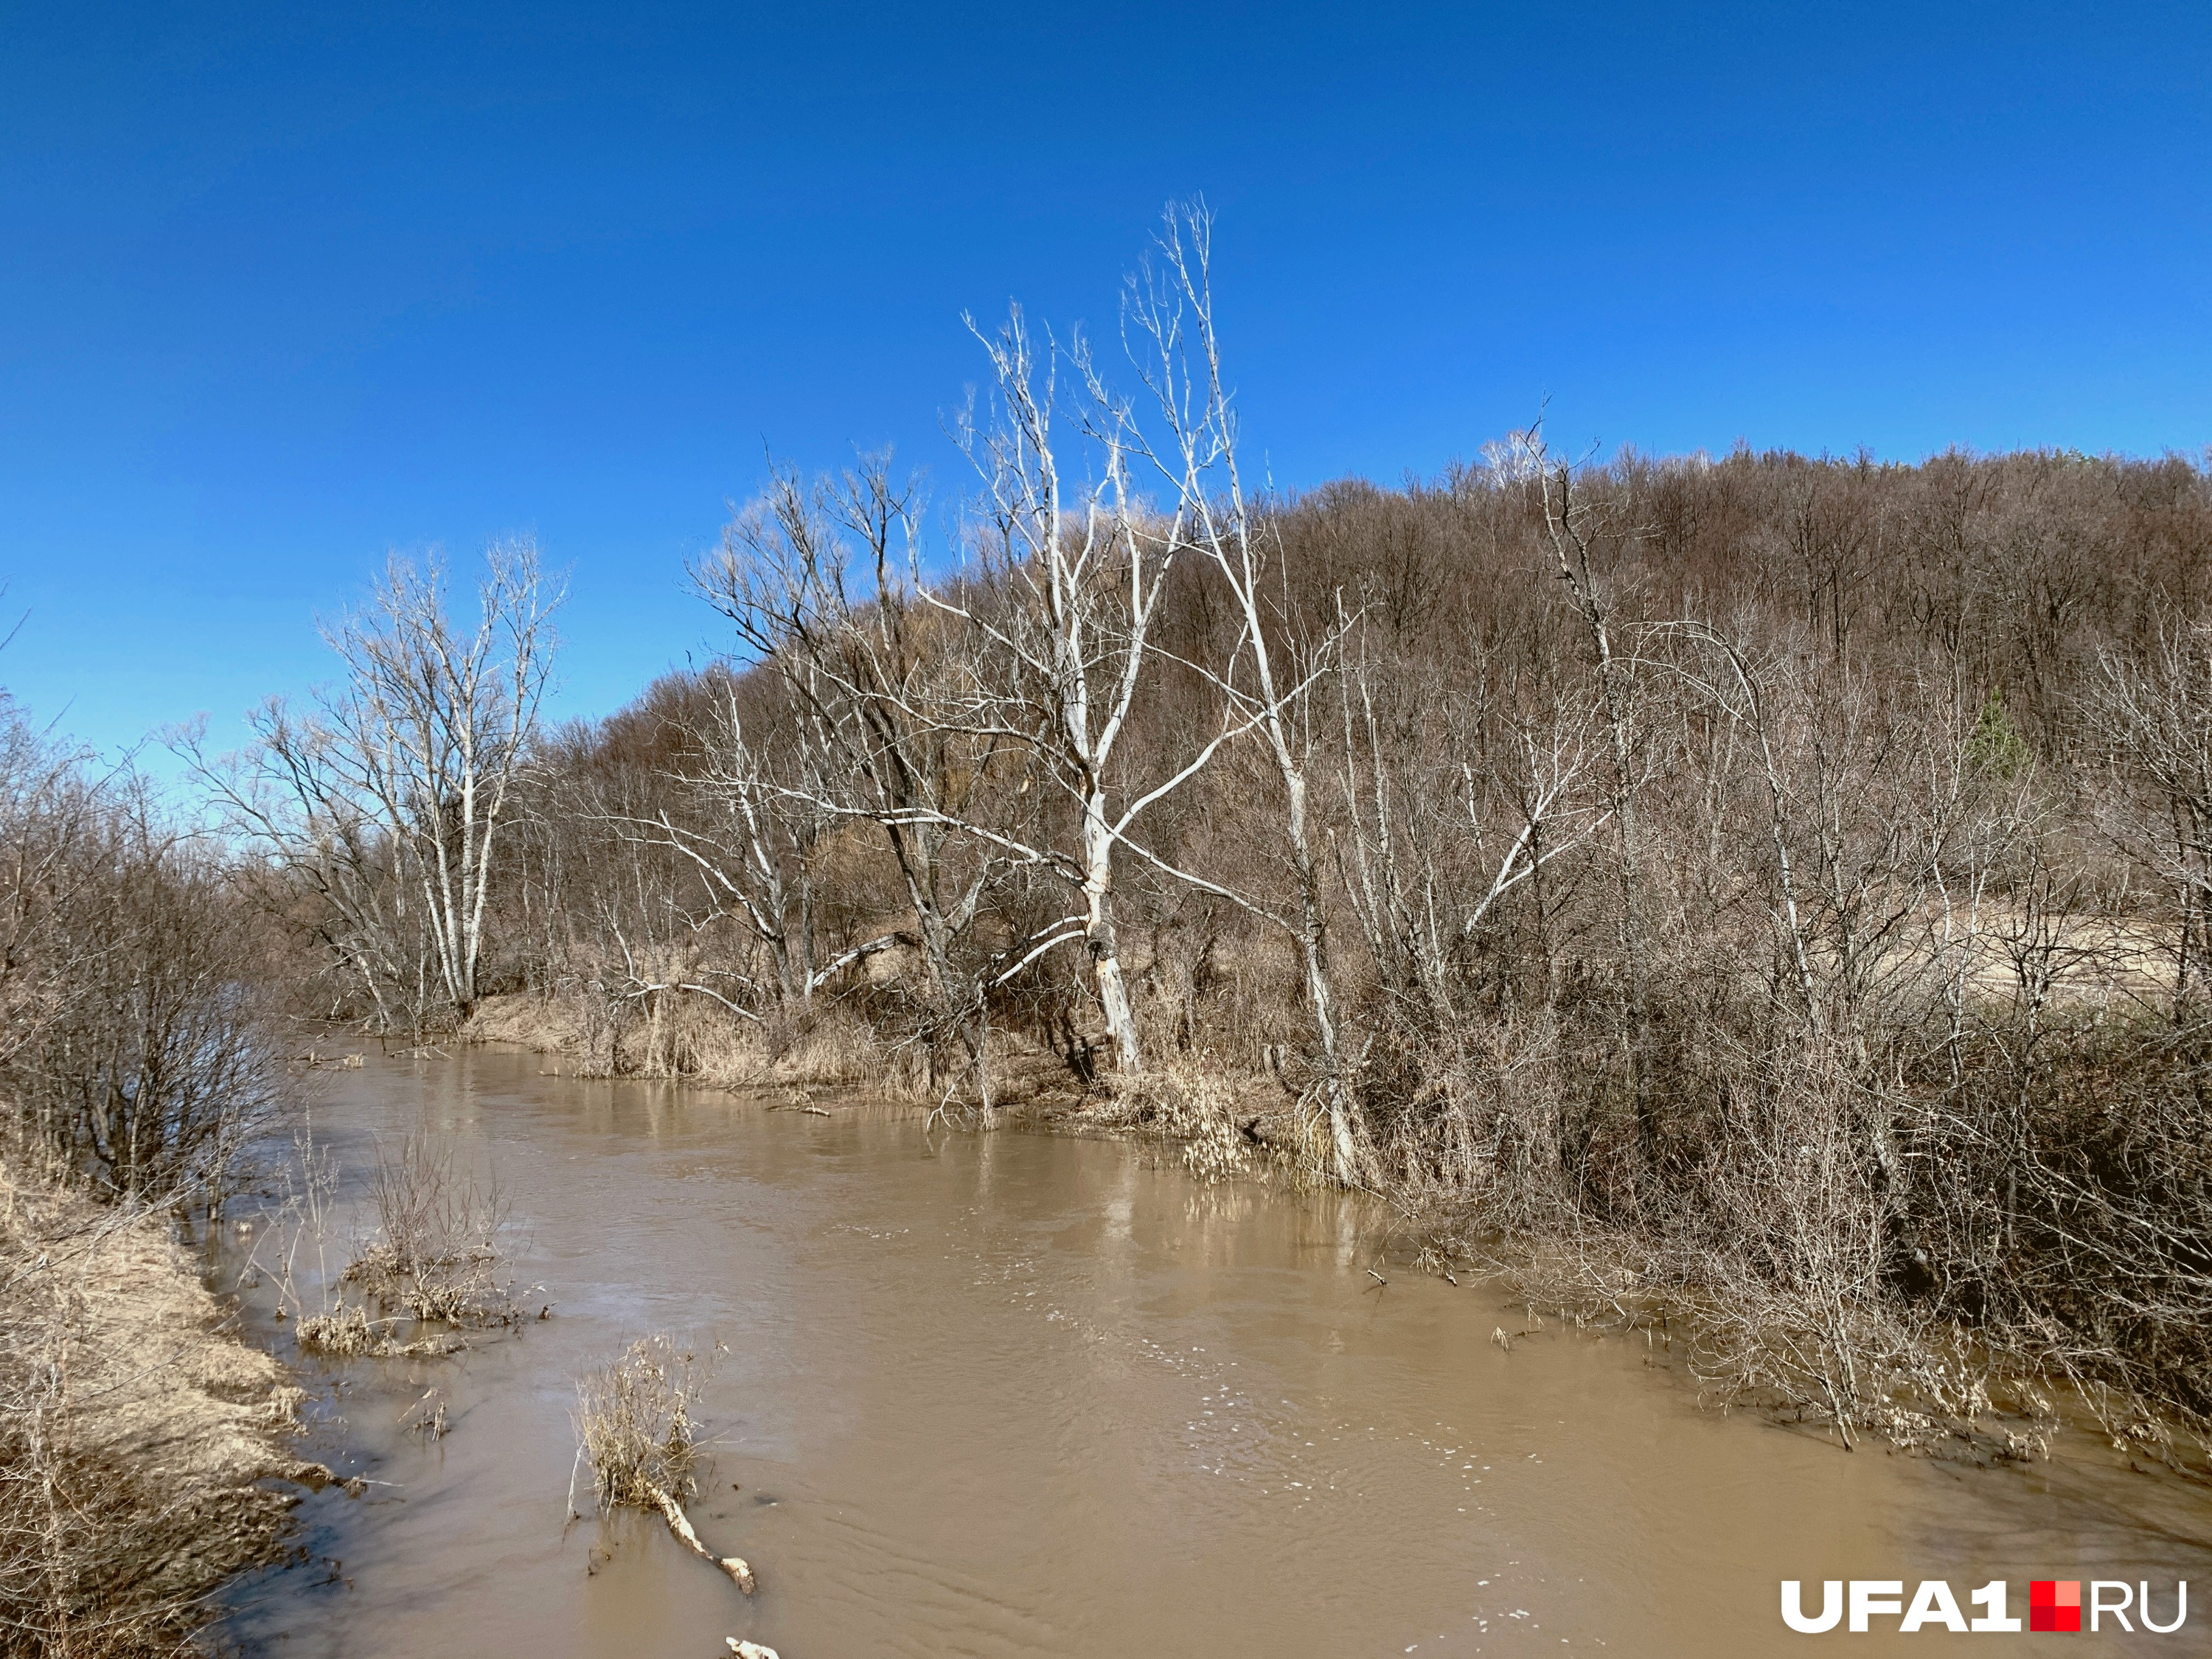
[575,1335,706,1509]
[344,1134,520,1328]
[571,1335,756,1594]
[252,1124,517,1366]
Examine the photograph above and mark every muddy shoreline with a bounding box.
[0,1169,354,1656]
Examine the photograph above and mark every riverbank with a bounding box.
[462,988,1110,1117]
[0,1166,349,1658]
[459,990,1312,1171]
[218,1047,2212,1658]
[456,988,2196,1478]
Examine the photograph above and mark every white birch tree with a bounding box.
[936,305,1197,1074]
[324,539,561,1018]
[188,538,561,1026]
[1117,203,1365,1183]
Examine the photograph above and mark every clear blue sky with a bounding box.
[3,2,2208,762]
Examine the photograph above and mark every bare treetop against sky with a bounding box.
[1,1,2207,759]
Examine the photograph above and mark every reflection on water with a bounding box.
[218,1049,2212,1656]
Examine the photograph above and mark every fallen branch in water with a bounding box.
[766,1093,833,1116]
[574,1335,757,1594]
[728,1641,781,1659]
[290,1049,365,1068]
[647,1481,755,1593]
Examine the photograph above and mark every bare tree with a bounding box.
[1534,431,1660,1150]
[935,304,1232,1074]
[187,540,562,1027]
[325,540,561,1018]
[1121,202,1364,1184]
[1335,620,1608,1026]
[181,701,435,1030]
[598,675,908,1022]
[2090,605,2212,1006]
[692,461,1018,1085]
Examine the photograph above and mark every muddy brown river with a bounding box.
[216,1049,2212,1655]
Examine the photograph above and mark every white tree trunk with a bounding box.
[1082,797,1142,1072]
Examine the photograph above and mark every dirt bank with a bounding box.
[0,1166,348,1658]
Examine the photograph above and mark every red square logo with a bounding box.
[2031,1580,2081,1632]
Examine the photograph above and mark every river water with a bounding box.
[216,1049,2211,1655]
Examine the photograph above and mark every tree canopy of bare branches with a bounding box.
[187,538,562,1031]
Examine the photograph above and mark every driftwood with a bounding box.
[728,1643,781,1659]
[766,1096,833,1116]
[646,1481,756,1594]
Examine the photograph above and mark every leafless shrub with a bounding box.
[1643,1054,2011,1452]
[250,1115,344,1325]
[574,1335,709,1511]
[0,704,287,1211]
[346,1133,519,1328]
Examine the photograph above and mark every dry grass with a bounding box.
[0,1164,349,1659]
[468,987,924,1097]
[573,1335,708,1511]
[294,1300,380,1357]
[1079,1057,1338,1190]
[571,1335,758,1596]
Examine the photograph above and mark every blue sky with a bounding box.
[3,2,2208,762]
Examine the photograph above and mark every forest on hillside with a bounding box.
[10,209,2212,1526]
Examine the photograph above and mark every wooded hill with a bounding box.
[183,212,2212,1464]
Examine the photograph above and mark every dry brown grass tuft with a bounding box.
[571,1334,757,1595]
[467,987,931,1101]
[294,1301,380,1357]
[0,1166,347,1658]
[574,1334,706,1510]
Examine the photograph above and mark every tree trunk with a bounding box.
[1284,771,1358,1186]
[1082,797,1142,1073]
